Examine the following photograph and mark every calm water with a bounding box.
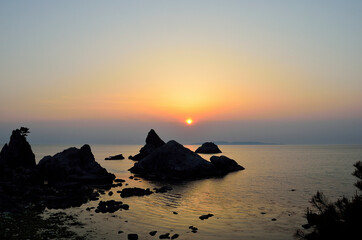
[32,144,362,240]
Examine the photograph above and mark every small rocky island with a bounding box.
[195,142,222,154]
[130,131,244,179]
[105,153,125,160]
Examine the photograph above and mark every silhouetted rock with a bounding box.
[37,144,115,184]
[159,233,170,239]
[0,128,36,171]
[189,226,198,233]
[195,142,222,154]
[171,234,179,239]
[199,213,214,220]
[120,187,153,198]
[128,234,138,240]
[210,155,245,172]
[95,200,129,213]
[129,129,165,161]
[149,231,157,236]
[129,140,215,179]
[130,140,244,179]
[105,154,124,160]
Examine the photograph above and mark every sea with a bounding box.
[31,144,362,240]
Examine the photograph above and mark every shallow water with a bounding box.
[33,144,362,239]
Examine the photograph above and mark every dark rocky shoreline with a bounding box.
[0,127,245,239]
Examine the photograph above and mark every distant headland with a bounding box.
[191,141,281,145]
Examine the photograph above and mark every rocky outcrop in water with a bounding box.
[210,155,245,172]
[195,142,222,154]
[128,129,165,161]
[130,140,244,179]
[37,144,115,184]
[130,140,215,179]
[199,213,214,220]
[120,187,153,198]
[105,153,124,160]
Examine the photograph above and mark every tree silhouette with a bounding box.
[19,127,30,137]
[296,161,362,239]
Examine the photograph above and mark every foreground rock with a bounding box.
[0,129,116,213]
[120,187,153,198]
[105,154,124,160]
[210,155,245,172]
[37,144,115,184]
[0,128,36,182]
[195,142,222,154]
[128,129,165,161]
[130,140,244,179]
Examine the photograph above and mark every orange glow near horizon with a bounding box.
[186,118,193,125]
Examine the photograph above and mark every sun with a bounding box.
[185,118,193,125]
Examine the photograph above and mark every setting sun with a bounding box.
[185,118,193,125]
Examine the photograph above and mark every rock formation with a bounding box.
[210,155,245,172]
[130,140,243,179]
[0,128,36,170]
[128,129,165,161]
[195,142,222,154]
[37,144,115,184]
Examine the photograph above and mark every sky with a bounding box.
[1,0,362,144]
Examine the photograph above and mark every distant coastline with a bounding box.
[191,141,282,145]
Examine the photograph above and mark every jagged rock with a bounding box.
[120,187,153,198]
[0,128,36,170]
[210,155,245,172]
[105,154,124,160]
[195,142,222,154]
[128,129,165,161]
[130,140,245,179]
[37,144,115,184]
[129,140,216,179]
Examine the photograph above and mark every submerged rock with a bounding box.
[189,226,198,233]
[105,154,124,160]
[37,144,115,184]
[195,142,222,154]
[159,233,170,239]
[130,140,244,179]
[199,213,214,220]
[120,187,153,198]
[171,234,179,239]
[95,200,129,213]
[149,231,157,236]
[128,234,138,240]
[154,186,173,193]
[210,155,245,172]
[128,129,165,161]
